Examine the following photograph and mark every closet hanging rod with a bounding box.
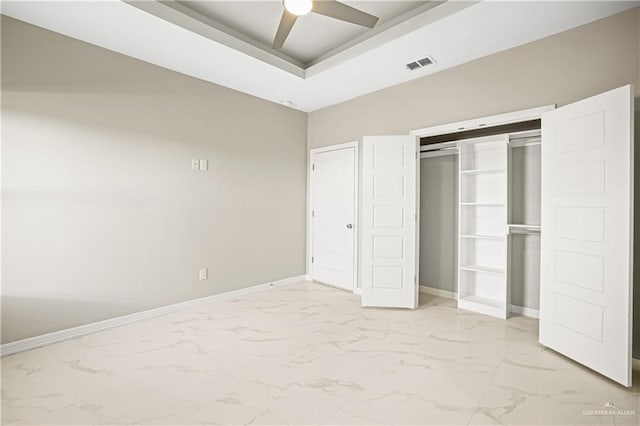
[509,137,541,148]
[510,228,541,235]
[508,224,541,235]
[420,141,458,159]
[510,135,541,142]
[509,129,541,148]
[420,148,458,159]
[420,141,458,152]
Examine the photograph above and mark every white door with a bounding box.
[361,135,419,308]
[540,85,633,386]
[310,145,357,291]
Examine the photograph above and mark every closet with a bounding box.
[358,84,633,387]
[419,128,542,319]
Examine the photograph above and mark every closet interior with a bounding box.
[419,122,542,318]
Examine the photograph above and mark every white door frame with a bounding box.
[307,141,359,293]
[410,105,556,138]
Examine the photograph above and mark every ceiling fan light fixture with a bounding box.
[283,0,313,16]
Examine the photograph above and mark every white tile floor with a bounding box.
[2,281,638,425]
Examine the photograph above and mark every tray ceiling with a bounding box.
[177,1,429,66]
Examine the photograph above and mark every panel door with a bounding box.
[311,146,357,291]
[540,85,633,386]
[361,135,418,308]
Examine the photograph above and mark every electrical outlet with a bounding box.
[199,268,208,281]
[191,159,200,170]
[199,159,208,171]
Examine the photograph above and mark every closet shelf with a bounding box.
[458,296,506,317]
[460,265,505,275]
[460,234,505,241]
[459,295,504,308]
[459,167,506,175]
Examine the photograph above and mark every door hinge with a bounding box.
[312,210,315,217]
[312,256,314,263]
[414,275,416,284]
[312,163,315,171]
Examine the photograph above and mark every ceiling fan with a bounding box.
[273,0,380,49]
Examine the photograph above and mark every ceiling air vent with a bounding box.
[406,55,435,71]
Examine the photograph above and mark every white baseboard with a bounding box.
[354,287,362,295]
[509,304,540,319]
[419,285,540,319]
[309,279,355,294]
[1,274,307,357]
[419,285,457,299]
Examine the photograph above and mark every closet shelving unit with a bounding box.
[457,134,511,319]
[455,129,542,319]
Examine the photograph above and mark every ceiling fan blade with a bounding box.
[312,0,379,28]
[273,10,298,49]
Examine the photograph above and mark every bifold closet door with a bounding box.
[540,85,633,387]
[361,136,419,309]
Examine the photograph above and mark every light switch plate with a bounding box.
[199,268,208,280]
[199,159,208,171]
[191,159,200,170]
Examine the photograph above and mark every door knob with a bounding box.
[346,224,353,229]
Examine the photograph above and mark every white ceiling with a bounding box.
[2,1,638,112]
[177,1,428,65]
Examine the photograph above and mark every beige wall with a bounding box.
[1,17,307,343]
[308,8,640,149]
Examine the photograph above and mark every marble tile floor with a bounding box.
[2,281,638,425]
